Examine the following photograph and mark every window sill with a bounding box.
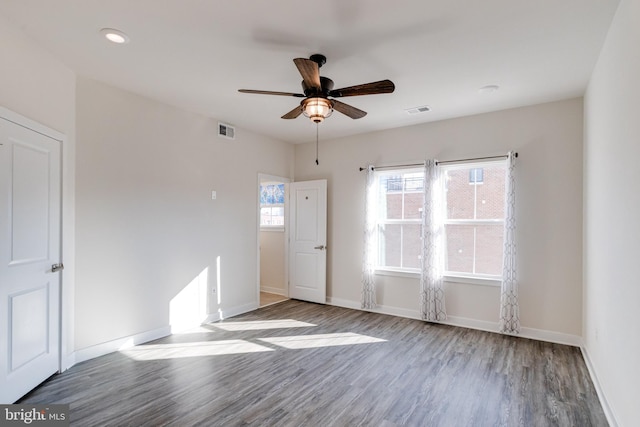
[260,227,285,232]
[374,269,501,287]
[444,274,501,287]
[375,268,419,279]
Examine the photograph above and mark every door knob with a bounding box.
[51,263,64,272]
[314,245,326,250]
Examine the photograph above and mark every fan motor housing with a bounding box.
[309,54,327,68]
[302,77,334,97]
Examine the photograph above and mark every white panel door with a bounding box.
[0,114,62,403]
[289,180,327,304]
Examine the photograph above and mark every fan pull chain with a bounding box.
[315,123,319,165]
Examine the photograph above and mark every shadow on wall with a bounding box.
[169,256,223,333]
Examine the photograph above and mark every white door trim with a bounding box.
[256,173,291,305]
[0,106,67,375]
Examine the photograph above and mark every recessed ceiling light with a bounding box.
[478,85,500,94]
[100,28,130,44]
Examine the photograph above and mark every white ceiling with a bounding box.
[0,0,619,143]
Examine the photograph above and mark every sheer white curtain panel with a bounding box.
[361,165,377,309]
[420,160,447,321]
[499,152,520,334]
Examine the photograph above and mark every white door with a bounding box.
[0,113,62,403]
[288,180,327,304]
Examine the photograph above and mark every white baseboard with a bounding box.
[260,286,287,296]
[444,314,501,334]
[74,326,171,365]
[326,297,582,347]
[581,346,619,427]
[327,297,422,320]
[61,352,76,372]
[73,302,260,367]
[203,301,260,324]
[519,326,583,347]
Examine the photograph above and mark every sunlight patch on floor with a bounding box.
[212,319,316,331]
[121,340,274,360]
[258,332,386,349]
[172,326,218,335]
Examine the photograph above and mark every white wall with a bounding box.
[0,12,77,368]
[295,98,584,338]
[75,77,294,350]
[260,231,286,295]
[584,0,639,425]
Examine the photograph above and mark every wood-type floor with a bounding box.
[259,291,288,307]
[20,300,608,426]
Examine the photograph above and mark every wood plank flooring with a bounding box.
[259,291,288,307]
[19,300,608,426]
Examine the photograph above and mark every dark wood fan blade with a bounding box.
[281,105,303,119]
[239,89,305,97]
[293,58,321,90]
[329,79,395,97]
[332,99,367,119]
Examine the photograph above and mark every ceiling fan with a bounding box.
[238,54,395,123]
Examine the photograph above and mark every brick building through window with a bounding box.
[374,160,507,279]
[443,163,506,277]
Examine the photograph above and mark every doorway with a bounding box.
[257,174,290,307]
[0,108,63,403]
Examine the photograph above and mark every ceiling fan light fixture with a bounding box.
[302,97,333,123]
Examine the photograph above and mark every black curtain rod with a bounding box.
[359,152,517,171]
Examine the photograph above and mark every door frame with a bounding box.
[256,173,291,305]
[0,106,67,374]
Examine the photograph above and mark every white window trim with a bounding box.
[375,168,424,273]
[441,159,507,280]
[375,268,500,286]
[375,267,420,278]
[371,159,506,286]
[259,191,285,230]
[444,273,501,286]
[260,226,285,232]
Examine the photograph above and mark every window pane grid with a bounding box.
[373,162,505,278]
[375,169,425,272]
[377,223,422,269]
[442,162,506,278]
[380,219,422,225]
[444,219,504,225]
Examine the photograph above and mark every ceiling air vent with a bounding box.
[218,122,235,140]
[405,105,431,115]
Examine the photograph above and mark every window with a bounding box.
[260,183,285,229]
[375,168,424,271]
[442,161,506,278]
[469,168,484,184]
[372,160,507,280]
